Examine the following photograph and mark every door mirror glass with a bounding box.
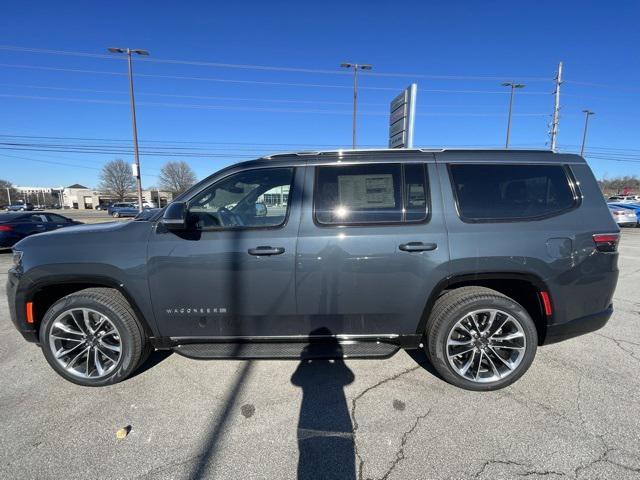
[255,202,267,217]
[162,202,187,230]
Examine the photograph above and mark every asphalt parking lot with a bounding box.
[1,230,639,480]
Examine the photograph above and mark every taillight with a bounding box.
[0,225,13,232]
[592,233,619,252]
[539,292,553,316]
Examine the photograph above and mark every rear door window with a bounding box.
[314,163,429,225]
[449,164,578,222]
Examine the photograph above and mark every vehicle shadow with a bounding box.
[405,348,444,381]
[291,328,356,480]
[128,350,173,379]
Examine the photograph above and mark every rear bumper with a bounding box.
[543,304,613,345]
[6,268,39,343]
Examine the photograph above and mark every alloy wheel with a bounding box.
[48,308,122,379]
[446,309,526,383]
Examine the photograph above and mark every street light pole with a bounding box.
[580,110,595,157]
[340,62,372,149]
[502,82,526,148]
[6,187,11,205]
[108,47,149,212]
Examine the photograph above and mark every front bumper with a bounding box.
[543,304,613,345]
[6,267,38,343]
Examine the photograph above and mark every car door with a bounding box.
[16,214,48,237]
[147,165,304,339]
[295,156,450,337]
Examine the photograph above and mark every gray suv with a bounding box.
[7,149,619,390]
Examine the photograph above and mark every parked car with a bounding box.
[608,195,640,203]
[134,208,161,220]
[0,212,82,249]
[8,149,619,391]
[6,203,34,211]
[609,202,640,225]
[95,204,110,211]
[607,204,638,227]
[107,202,139,218]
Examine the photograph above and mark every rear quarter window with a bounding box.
[449,164,578,222]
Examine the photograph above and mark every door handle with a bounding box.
[399,242,437,252]
[248,246,285,256]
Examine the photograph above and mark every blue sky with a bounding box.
[1,0,639,188]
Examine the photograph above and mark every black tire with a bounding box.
[425,286,537,391]
[113,212,120,218]
[39,288,147,387]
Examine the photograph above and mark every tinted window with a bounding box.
[315,163,428,225]
[449,164,577,221]
[404,164,429,222]
[46,214,69,223]
[189,167,294,229]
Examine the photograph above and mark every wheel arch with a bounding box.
[28,276,154,342]
[417,272,550,345]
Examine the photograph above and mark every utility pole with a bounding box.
[580,110,595,157]
[550,61,563,151]
[108,47,149,212]
[6,187,11,205]
[340,62,373,149]
[501,82,526,148]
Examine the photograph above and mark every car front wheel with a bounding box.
[112,212,120,218]
[425,286,537,391]
[39,288,147,386]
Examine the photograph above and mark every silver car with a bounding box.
[608,204,637,227]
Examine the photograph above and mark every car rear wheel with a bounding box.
[425,286,537,391]
[112,212,120,218]
[39,288,147,386]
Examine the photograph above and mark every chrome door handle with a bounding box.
[248,246,285,256]
[399,242,437,252]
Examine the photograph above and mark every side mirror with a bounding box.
[255,202,267,217]
[161,202,187,230]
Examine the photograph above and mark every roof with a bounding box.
[66,184,89,189]
[259,147,584,163]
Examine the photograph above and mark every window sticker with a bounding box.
[338,174,396,209]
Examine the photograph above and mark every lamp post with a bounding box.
[580,109,595,157]
[108,47,149,212]
[340,62,372,149]
[501,82,526,148]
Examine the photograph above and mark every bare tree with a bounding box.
[99,159,136,201]
[158,161,197,195]
[0,179,18,205]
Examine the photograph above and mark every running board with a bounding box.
[173,341,400,360]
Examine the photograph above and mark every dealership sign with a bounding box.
[388,84,417,148]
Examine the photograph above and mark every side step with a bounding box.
[173,341,399,360]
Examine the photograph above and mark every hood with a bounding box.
[14,219,154,251]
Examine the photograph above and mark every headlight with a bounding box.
[12,250,23,268]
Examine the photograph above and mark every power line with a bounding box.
[563,79,640,93]
[0,83,553,105]
[0,94,556,117]
[0,63,393,90]
[0,63,553,95]
[0,45,554,82]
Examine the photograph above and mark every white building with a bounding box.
[61,184,173,209]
